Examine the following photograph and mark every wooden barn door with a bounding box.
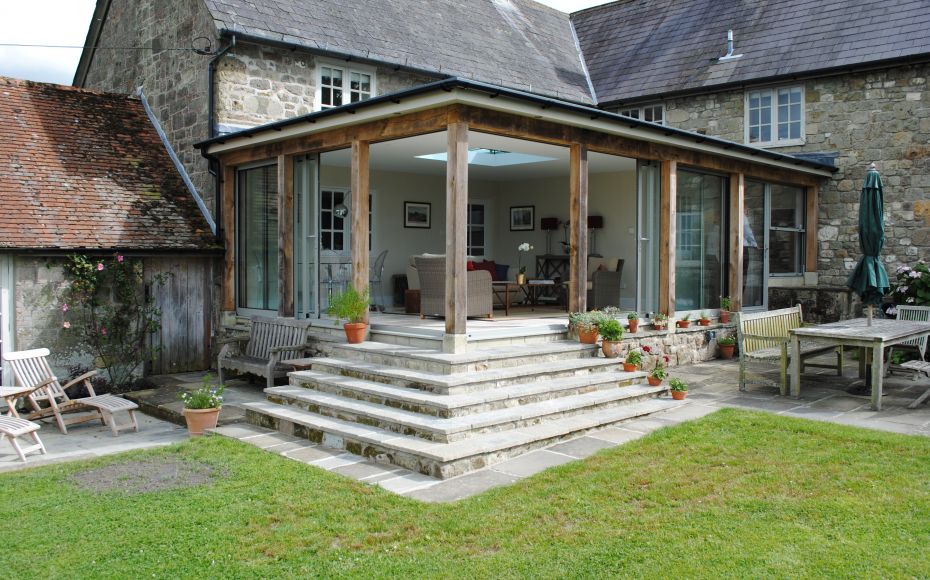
[145,257,213,375]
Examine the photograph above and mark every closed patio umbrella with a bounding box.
[846,163,890,324]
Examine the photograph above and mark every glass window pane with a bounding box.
[743,181,766,307]
[333,232,344,251]
[790,121,801,140]
[761,125,771,142]
[675,170,725,310]
[771,185,804,229]
[359,74,371,93]
[237,164,279,310]
[778,122,788,140]
[322,232,331,251]
[770,230,800,274]
[331,69,342,87]
[332,89,342,106]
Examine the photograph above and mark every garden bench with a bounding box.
[737,304,843,394]
[217,316,314,389]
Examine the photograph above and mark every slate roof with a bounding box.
[572,0,930,104]
[203,0,594,103]
[0,77,217,251]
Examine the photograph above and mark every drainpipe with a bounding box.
[207,35,236,243]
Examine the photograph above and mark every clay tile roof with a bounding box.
[0,76,218,251]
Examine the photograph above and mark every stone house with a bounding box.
[0,76,220,384]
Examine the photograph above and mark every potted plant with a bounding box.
[624,349,642,372]
[652,312,668,330]
[627,312,639,333]
[598,318,624,358]
[569,310,604,344]
[179,374,225,436]
[676,314,691,329]
[516,242,534,284]
[717,335,737,359]
[698,311,711,326]
[669,377,688,400]
[327,286,370,344]
[720,296,732,324]
[648,354,670,386]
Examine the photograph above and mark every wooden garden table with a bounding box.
[789,318,930,411]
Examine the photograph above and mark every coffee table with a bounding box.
[491,281,566,316]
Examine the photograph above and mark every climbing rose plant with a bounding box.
[60,254,167,392]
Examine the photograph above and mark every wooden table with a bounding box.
[789,318,930,410]
[491,281,566,316]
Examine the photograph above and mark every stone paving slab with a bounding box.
[547,436,617,458]
[491,449,577,477]
[406,469,520,503]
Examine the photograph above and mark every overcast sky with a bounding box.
[0,0,612,85]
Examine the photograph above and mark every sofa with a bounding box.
[413,256,493,318]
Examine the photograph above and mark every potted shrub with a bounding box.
[652,312,668,331]
[624,349,642,372]
[648,354,670,386]
[569,311,604,344]
[179,374,225,436]
[598,318,624,358]
[627,311,639,333]
[720,296,732,324]
[676,314,691,329]
[698,311,711,326]
[327,286,370,344]
[669,377,688,400]
[718,335,737,359]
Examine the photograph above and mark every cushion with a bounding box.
[587,257,620,281]
[474,260,497,280]
[467,260,476,271]
[495,264,509,282]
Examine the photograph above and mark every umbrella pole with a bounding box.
[867,304,873,326]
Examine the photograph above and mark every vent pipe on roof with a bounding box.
[718,30,743,62]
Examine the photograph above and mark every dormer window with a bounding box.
[317,63,375,110]
[619,104,665,125]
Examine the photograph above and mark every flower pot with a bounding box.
[671,390,688,400]
[344,322,368,344]
[601,340,622,358]
[516,273,526,284]
[652,323,667,331]
[623,362,639,372]
[676,320,691,329]
[628,319,639,333]
[647,376,663,387]
[183,407,221,436]
[699,319,711,326]
[719,344,736,360]
[578,327,599,344]
[720,310,731,324]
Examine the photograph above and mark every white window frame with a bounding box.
[315,60,376,111]
[618,104,665,125]
[467,201,489,257]
[744,85,805,147]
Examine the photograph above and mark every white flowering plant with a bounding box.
[517,242,534,274]
[889,260,930,310]
[179,374,226,410]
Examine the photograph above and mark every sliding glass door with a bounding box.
[295,155,319,319]
[237,163,279,313]
[743,180,767,309]
[675,170,727,312]
[637,161,661,316]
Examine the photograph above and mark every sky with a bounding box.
[0,0,613,86]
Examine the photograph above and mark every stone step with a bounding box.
[301,356,626,395]
[316,340,600,374]
[242,396,683,479]
[261,381,665,443]
[281,368,647,417]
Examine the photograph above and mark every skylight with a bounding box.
[416,148,557,166]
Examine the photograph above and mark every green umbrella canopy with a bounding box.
[847,163,890,305]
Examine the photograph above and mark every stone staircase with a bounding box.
[242,339,683,478]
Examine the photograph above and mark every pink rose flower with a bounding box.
[100,327,107,336]
[97,263,104,271]
[117,255,124,262]
[62,321,71,329]
[61,303,68,313]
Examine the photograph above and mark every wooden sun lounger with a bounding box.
[0,415,46,462]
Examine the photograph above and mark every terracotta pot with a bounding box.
[647,376,663,387]
[652,323,667,331]
[344,322,368,344]
[516,273,526,284]
[601,340,622,358]
[671,390,688,400]
[719,344,736,360]
[699,319,711,326]
[578,327,599,344]
[720,310,731,324]
[676,320,691,329]
[623,362,639,372]
[628,319,639,333]
[183,407,221,436]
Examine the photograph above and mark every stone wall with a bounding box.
[81,0,218,209]
[768,286,862,324]
[606,324,736,368]
[214,43,436,131]
[621,62,930,290]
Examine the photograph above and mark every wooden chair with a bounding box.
[217,316,314,389]
[737,304,844,394]
[2,348,140,436]
[885,306,930,408]
[0,415,46,462]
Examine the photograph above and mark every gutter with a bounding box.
[136,86,217,235]
[0,247,224,256]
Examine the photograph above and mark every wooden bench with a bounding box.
[217,316,314,389]
[737,304,843,394]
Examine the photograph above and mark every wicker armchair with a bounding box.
[587,258,624,310]
[414,256,493,319]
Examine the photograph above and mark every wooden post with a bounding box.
[445,121,469,352]
[277,155,295,318]
[351,140,371,323]
[222,164,236,312]
[658,160,677,316]
[728,173,745,312]
[569,143,589,312]
[805,184,819,275]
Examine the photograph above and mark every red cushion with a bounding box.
[474,260,497,280]
[467,260,476,271]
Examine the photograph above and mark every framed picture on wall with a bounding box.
[404,201,431,229]
[510,206,535,231]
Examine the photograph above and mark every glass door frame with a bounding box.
[636,160,661,318]
[295,154,320,319]
[742,180,770,312]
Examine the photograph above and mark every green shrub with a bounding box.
[669,378,688,392]
[598,319,624,341]
[625,349,643,366]
[327,286,370,323]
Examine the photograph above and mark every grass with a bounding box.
[2,408,929,578]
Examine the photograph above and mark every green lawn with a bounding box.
[2,409,929,578]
